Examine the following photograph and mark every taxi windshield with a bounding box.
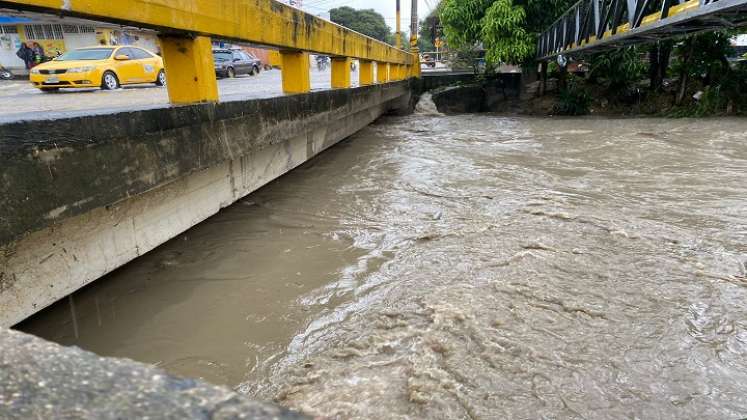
[57,48,115,61]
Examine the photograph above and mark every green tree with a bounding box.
[386,31,410,49]
[418,13,439,52]
[673,31,734,106]
[480,0,532,64]
[439,0,490,52]
[439,0,575,65]
[330,6,392,44]
[589,47,646,98]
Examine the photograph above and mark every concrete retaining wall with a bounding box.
[0,82,411,327]
[419,71,477,91]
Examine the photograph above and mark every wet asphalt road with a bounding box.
[0,67,357,123]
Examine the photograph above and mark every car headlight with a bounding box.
[67,66,94,73]
[30,68,40,74]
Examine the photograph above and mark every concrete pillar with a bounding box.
[360,60,374,86]
[331,57,352,89]
[158,35,218,104]
[377,62,389,84]
[280,51,310,94]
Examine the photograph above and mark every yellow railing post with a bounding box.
[377,62,389,84]
[397,64,403,81]
[410,53,420,78]
[280,51,310,94]
[331,57,352,89]
[410,0,421,79]
[158,35,218,104]
[360,60,374,86]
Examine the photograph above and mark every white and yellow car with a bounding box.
[30,46,166,92]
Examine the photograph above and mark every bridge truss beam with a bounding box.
[538,0,747,60]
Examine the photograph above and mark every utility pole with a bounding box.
[410,0,418,52]
[410,0,420,77]
[396,0,402,49]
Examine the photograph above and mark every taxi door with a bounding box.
[130,47,159,82]
[113,47,143,84]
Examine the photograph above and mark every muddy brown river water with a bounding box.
[18,108,747,419]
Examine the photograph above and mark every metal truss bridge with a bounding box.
[537,0,747,60]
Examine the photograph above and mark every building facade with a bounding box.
[0,15,159,74]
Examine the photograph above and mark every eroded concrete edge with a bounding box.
[0,328,308,419]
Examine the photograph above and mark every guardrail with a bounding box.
[537,0,747,59]
[0,0,418,103]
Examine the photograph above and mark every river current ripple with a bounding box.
[20,106,747,419]
[245,113,747,419]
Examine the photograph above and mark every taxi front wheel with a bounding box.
[101,71,120,90]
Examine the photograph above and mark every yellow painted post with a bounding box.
[395,64,404,80]
[360,60,374,86]
[377,62,389,83]
[331,57,352,89]
[280,51,311,94]
[158,35,218,104]
[410,0,421,79]
[268,50,282,68]
[410,53,421,78]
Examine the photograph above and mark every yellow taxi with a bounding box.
[30,45,166,92]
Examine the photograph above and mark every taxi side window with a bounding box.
[131,48,152,60]
[118,47,136,59]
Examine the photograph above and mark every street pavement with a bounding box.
[0,67,361,123]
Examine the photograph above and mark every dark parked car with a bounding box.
[213,49,262,78]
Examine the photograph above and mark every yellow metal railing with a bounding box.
[0,0,418,103]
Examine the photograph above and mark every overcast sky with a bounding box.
[301,0,437,32]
